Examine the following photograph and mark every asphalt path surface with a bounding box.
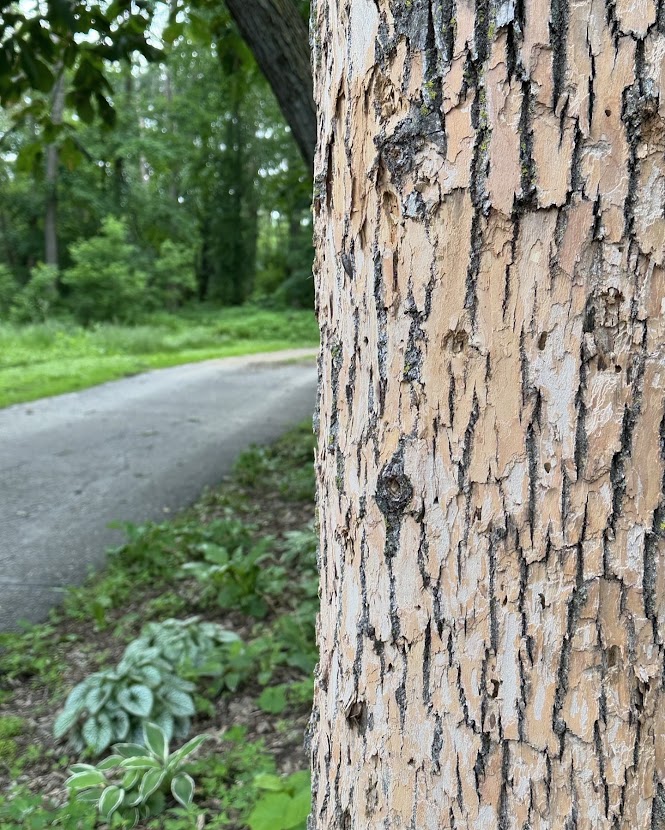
[0,349,318,630]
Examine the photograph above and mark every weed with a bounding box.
[247,770,311,830]
[0,717,24,764]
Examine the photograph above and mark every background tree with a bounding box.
[0,5,313,318]
[222,0,315,168]
[310,1,665,827]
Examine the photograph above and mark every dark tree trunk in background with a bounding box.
[225,0,315,169]
[44,70,65,267]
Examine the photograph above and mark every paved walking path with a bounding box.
[0,349,317,630]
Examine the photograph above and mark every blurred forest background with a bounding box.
[0,1,314,327]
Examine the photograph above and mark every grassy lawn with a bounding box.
[0,422,317,829]
[0,307,319,409]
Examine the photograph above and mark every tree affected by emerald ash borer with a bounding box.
[310,0,665,827]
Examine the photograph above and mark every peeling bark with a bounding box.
[311,1,665,827]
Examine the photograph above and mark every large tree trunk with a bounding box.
[44,69,65,268]
[224,0,315,168]
[310,2,665,828]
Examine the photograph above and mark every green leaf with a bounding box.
[120,756,162,769]
[283,786,311,828]
[113,742,147,758]
[74,789,104,804]
[257,685,287,714]
[16,141,43,174]
[121,768,142,790]
[82,714,113,755]
[108,708,130,741]
[96,754,123,771]
[99,785,125,820]
[154,710,174,742]
[69,763,98,774]
[139,766,166,801]
[66,769,106,790]
[73,92,94,124]
[64,683,88,711]
[163,689,195,717]
[85,684,111,714]
[145,789,166,816]
[224,671,241,692]
[248,792,293,830]
[143,722,168,762]
[170,733,207,766]
[171,773,195,808]
[117,684,153,717]
[59,135,83,171]
[254,773,284,792]
[18,47,54,92]
[137,665,161,688]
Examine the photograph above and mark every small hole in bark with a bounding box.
[345,699,367,731]
[407,758,415,767]
[615,364,621,373]
[607,645,621,667]
[364,336,369,345]
[537,332,547,350]
[605,108,612,117]
[538,593,546,609]
[489,713,496,729]
[474,506,482,521]
[502,596,508,607]
[544,462,551,473]
[489,679,500,698]
[447,329,468,354]
[387,477,401,497]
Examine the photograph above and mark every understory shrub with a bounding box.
[11,263,59,323]
[149,241,197,310]
[0,264,16,317]
[62,217,147,325]
[54,618,239,754]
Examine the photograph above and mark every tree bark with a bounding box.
[310,2,665,828]
[44,69,65,268]
[224,0,315,169]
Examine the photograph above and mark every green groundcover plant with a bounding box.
[55,619,239,754]
[67,722,206,828]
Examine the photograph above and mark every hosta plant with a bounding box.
[139,616,240,670]
[67,722,206,828]
[54,618,239,754]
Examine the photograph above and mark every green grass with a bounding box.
[0,306,319,408]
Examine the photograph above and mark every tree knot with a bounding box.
[376,453,413,517]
